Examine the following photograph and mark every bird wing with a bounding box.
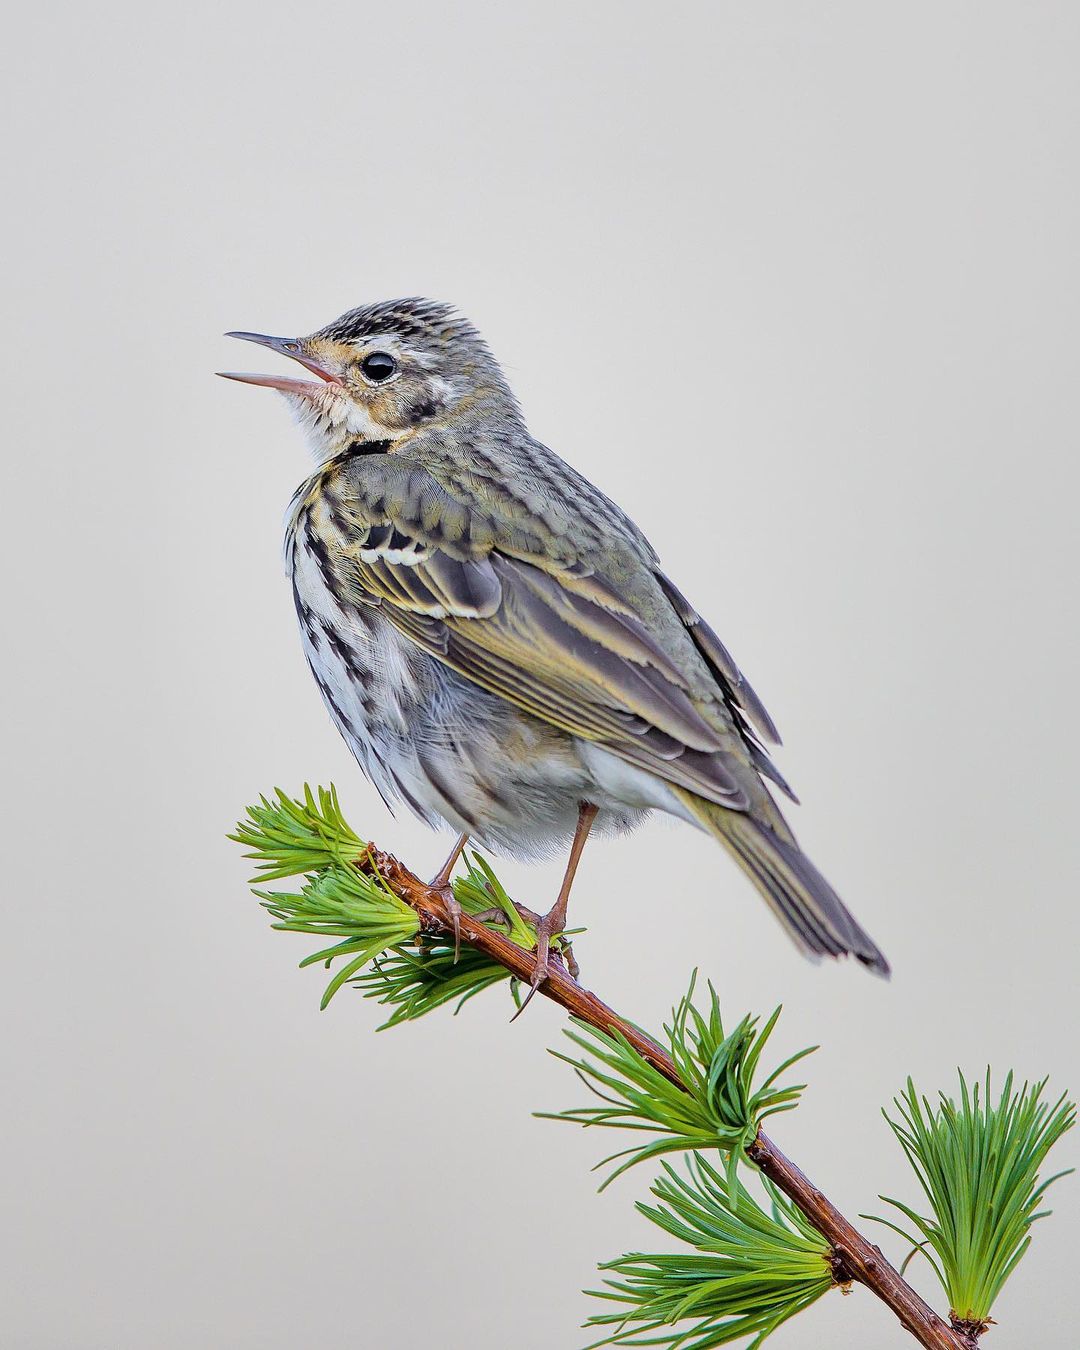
[316,463,786,813]
[651,572,781,747]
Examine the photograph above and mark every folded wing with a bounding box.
[336,516,788,813]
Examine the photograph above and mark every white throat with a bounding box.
[283,389,398,461]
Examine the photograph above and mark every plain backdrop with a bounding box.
[2,3,1077,1347]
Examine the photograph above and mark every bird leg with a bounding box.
[512,802,598,1016]
[431,832,469,890]
[429,832,468,960]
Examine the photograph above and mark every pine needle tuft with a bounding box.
[867,1070,1075,1324]
[233,789,525,1014]
[586,1153,834,1349]
[540,973,816,1187]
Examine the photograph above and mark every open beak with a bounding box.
[217,332,344,392]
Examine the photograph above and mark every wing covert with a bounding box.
[336,520,751,809]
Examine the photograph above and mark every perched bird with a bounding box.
[221,299,889,988]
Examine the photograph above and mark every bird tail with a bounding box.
[673,790,890,976]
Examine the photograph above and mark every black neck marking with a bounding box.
[346,438,393,457]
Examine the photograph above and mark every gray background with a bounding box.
[3,3,1077,1347]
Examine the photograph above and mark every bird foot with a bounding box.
[428,872,462,963]
[508,909,578,1021]
[511,913,558,1020]
[472,901,578,980]
[471,900,542,929]
[428,833,469,961]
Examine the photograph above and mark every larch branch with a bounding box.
[358,846,979,1350]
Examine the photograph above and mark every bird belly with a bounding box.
[578,742,701,827]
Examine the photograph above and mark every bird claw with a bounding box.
[470,903,517,931]
[445,891,462,963]
[429,873,462,962]
[510,911,577,1021]
[428,833,469,961]
[474,900,577,976]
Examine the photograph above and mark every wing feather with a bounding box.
[336,523,751,808]
[653,571,782,746]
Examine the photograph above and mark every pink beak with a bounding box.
[217,331,344,392]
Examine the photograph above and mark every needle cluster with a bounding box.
[232,787,530,1016]
[540,978,815,1187]
[587,1154,834,1350]
[870,1071,1075,1330]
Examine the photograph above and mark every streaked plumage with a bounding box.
[222,299,889,976]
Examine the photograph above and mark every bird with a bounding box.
[220,298,889,992]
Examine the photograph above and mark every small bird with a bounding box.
[221,299,889,988]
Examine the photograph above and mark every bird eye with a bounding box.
[360,351,398,383]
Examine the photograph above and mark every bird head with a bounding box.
[219,298,518,459]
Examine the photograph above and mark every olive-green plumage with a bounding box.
[222,299,889,977]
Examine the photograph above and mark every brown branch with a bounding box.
[359,847,978,1350]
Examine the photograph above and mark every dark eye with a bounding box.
[360,351,398,383]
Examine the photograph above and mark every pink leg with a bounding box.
[431,832,469,890]
[430,832,469,959]
[514,802,598,1016]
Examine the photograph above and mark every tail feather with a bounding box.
[675,790,890,976]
